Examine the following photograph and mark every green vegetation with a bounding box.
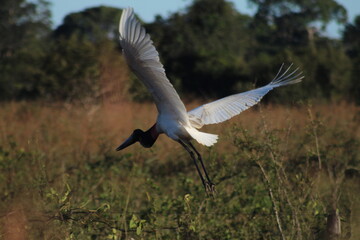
[1,0,360,103]
[1,0,360,239]
[0,103,359,239]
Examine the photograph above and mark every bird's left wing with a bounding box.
[188,64,304,128]
[119,8,188,122]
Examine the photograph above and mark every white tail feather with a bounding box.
[184,126,218,147]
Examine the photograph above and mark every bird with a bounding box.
[116,7,303,193]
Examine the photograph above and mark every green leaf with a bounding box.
[136,225,142,235]
[60,183,71,204]
[129,214,138,229]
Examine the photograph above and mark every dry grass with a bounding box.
[0,101,359,239]
[1,101,358,159]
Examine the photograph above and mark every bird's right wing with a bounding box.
[187,64,304,128]
[119,8,188,122]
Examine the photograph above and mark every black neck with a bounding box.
[140,124,158,148]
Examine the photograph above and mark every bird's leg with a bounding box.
[188,142,216,194]
[178,140,207,190]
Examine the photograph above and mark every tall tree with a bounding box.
[37,35,100,101]
[249,0,347,48]
[241,0,352,104]
[54,6,123,43]
[343,15,360,103]
[48,6,127,102]
[147,0,252,98]
[0,0,51,99]
[343,15,360,59]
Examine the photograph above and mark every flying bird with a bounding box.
[116,8,303,193]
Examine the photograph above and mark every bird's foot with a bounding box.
[205,182,216,197]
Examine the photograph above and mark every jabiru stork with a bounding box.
[116,8,303,194]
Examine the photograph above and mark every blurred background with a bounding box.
[1,0,360,239]
[1,0,360,103]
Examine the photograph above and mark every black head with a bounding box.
[116,129,144,151]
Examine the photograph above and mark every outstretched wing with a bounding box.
[187,64,304,128]
[119,8,188,122]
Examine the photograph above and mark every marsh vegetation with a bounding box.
[0,102,359,239]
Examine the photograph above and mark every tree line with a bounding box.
[1,0,359,104]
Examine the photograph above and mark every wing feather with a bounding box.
[188,64,304,128]
[119,8,188,122]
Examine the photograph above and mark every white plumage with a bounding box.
[187,63,303,128]
[118,8,303,147]
[119,8,188,123]
[117,7,303,192]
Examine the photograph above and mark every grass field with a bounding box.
[0,101,359,239]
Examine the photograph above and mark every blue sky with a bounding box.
[50,0,359,38]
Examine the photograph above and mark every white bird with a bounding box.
[116,8,303,193]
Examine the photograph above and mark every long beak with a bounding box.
[116,134,137,151]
